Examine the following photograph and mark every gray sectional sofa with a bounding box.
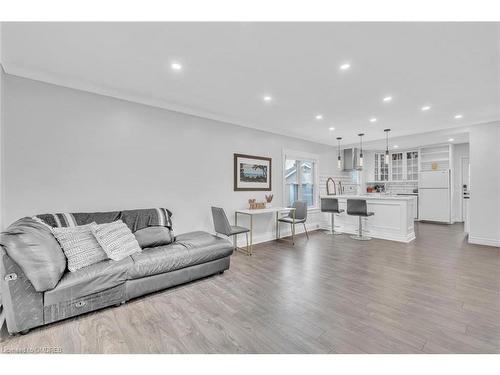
[0,208,233,335]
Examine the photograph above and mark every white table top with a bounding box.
[321,194,414,201]
[235,207,295,215]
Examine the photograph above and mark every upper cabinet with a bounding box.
[406,151,419,180]
[372,150,418,182]
[391,152,404,180]
[374,152,389,181]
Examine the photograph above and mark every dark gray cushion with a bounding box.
[129,232,233,279]
[175,231,233,250]
[0,217,66,292]
[229,225,250,235]
[134,226,173,249]
[44,257,133,306]
[278,217,306,224]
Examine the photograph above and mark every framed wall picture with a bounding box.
[234,153,272,191]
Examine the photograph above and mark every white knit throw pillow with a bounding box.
[52,223,108,272]
[91,220,142,261]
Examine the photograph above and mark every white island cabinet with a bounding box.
[321,195,416,243]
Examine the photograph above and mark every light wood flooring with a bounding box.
[1,222,500,353]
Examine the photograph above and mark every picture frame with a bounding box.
[234,153,272,191]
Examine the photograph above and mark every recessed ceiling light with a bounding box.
[383,96,393,102]
[454,114,463,119]
[421,106,431,111]
[315,114,323,120]
[339,63,351,71]
[393,145,399,149]
[263,95,273,102]
[170,62,182,71]
[329,127,335,131]
[448,138,454,142]
[369,117,377,123]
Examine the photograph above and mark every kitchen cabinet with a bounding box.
[374,153,389,181]
[391,152,404,180]
[372,150,418,182]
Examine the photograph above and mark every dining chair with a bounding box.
[211,206,251,254]
[277,200,309,243]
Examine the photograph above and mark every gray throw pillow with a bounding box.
[134,226,173,249]
[0,217,67,292]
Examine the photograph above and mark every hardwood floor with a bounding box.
[1,222,500,353]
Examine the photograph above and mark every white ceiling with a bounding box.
[2,22,499,146]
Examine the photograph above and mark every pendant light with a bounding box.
[358,133,364,168]
[336,137,342,169]
[384,129,391,164]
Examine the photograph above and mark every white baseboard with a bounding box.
[468,235,500,247]
[233,221,322,247]
[319,223,415,243]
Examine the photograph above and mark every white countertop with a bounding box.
[321,194,415,201]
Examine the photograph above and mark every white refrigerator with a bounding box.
[418,170,451,223]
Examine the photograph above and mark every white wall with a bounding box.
[0,22,4,230]
[452,143,469,222]
[2,75,338,244]
[468,121,500,247]
[0,67,3,231]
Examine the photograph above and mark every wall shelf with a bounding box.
[419,145,452,172]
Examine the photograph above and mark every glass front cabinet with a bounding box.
[373,150,418,182]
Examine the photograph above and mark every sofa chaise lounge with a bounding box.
[0,208,233,335]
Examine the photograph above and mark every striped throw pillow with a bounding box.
[91,220,141,261]
[52,223,108,272]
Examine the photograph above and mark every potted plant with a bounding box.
[265,194,274,208]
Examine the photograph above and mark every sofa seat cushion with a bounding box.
[128,231,233,279]
[176,231,234,265]
[128,243,190,279]
[44,257,133,306]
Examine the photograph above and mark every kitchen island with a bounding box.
[321,195,415,243]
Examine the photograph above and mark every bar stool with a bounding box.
[346,199,374,241]
[320,198,344,235]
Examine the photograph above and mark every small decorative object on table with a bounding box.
[265,194,274,208]
[248,199,266,210]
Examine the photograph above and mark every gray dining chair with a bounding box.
[211,207,251,254]
[277,200,309,243]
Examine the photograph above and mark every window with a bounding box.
[374,153,389,181]
[284,157,317,208]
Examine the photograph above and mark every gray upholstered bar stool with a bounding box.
[346,199,374,241]
[320,198,344,235]
[211,207,251,254]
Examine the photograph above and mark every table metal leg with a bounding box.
[292,209,296,245]
[234,212,238,250]
[249,214,253,255]
[276,211,279,240]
